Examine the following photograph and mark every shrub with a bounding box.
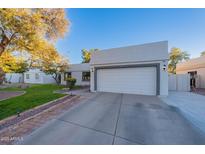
[65,77,76,89]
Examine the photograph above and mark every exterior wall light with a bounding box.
[163,64,166,71]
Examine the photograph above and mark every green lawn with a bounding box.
[0,84,66,120]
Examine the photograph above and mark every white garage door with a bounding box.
[97,67,157,95]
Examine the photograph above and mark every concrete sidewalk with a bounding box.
[0,91,25,101]
[161,91,205,134]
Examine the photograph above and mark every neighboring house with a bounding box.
[61,63,90,86]
[176,56,205,89]
[5,69,56,84]
[24,69,56,84]
[5,73,24,83]
[90,41,168,96]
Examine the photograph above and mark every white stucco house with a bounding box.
[61,63,90,86]
[176,56,205,89]
[61,41,168,96]
[24,69,56,84]
[5,69,56,84]
[90,41,168,96]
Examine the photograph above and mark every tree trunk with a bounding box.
[52,73,61,85]
[0,67,5,85]
[0,29,17,56]
[0,45,5,57]
[0,44,5,84]
[0,43,5,85]
[0,45,6,84]
[22,73,24,83]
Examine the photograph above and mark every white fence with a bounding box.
[169,74,190,91]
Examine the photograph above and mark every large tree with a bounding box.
[0,8,69,56]
[0,8,69,83]
[168,47,190,74]
[41,51,69,85]
[81,49,99,63]
[0,52,28,73]
[0,52,29,83]
[43,58,68,85]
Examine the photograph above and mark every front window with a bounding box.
[82,72,90,81]
[64,72,71,80]
[35,73,39,80]
[26,74,29,79]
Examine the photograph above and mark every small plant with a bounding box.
[65,77,76,89]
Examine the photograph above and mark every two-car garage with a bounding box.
[96,66,157,95]
[90,41,169,96]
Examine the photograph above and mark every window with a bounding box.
[35,73,39,80]
[26,74,29,79]
[64,72,71,80]
[82,72,90,81]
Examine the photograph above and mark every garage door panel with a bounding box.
[97,67,156,95]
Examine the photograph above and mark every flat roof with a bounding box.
[66,63,90,72]
[90,41,168,65]
[176,56,205,71]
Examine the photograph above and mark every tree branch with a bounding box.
[7,32,18,44]
[0,27,5,35]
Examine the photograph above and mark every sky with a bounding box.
[56,8,205,64]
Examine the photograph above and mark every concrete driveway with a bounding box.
[18,92,205,145]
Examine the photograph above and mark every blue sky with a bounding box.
[56,8,205,64]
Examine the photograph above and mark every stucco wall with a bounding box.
[67,63,90,72]
[61,63,90,86]
[61,72,90,86]
[42,74,56,84]
[177,68,205,88]
[90,41,168,65]
[160,60,168,96]
[24,69,55,84]
[90,68,95,92]
[24,72,44,84]
[90,41,168,96]
[72,72,90,86]
[5,73,23,83]
[176,56,205,72]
